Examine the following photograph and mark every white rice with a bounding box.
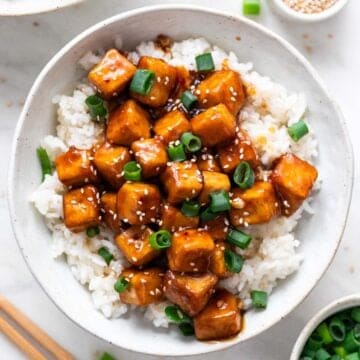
[30,38,318,326]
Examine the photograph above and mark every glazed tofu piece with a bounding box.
[202,214,230,242]
[100,192,120,232]
[196,70,246,115]
[88,49,136,99]
[167,229,215,272]
[198,171,231,205]
[93,143,131,189]
[55,147,99,188]
[218,130,259,173]
[117,182,161,225]
[194,289,242,341]
[153,110,191,144]
[271,153,318,216]
[131,138,168,178]
[106,100,151,146]
[197,155,221,173]
[191,104,236,147]
[131,56,177,107]
[115,226,160,266]
[164,270,218,316]
[161,203,199,232]
[161,162,203,204]
[210,243,232,279]
[119,268,164,306]
[63,185,100,232]
[229,181,280,226]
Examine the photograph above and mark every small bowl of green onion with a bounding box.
[291,295,360,360]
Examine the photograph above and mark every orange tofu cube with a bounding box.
[161,203,199,232]
[131,56,177,107]
[167,229,215,272]
[100,192,120,233]
[119,267,164,306]
[210,243,232,279]
[131,138,168,178]
[153,110,191,144]
[194,289,243,341]
[161,162,203,204]
[202,214,230,242]
[115,226,160,266]
[229,181,280,226]
[197,155,221,172]
[88,49,136,99]
[106,100,151,146]
[55,147,99,188]
[93,143,131,189]
[271,153,318,216]
[218,130,259,173]
[196,70,246,115]
[198,171,231,205]
[63,185,100,232]
[191,104,236,147]
[164,270,218,316]
[117,182,161,225]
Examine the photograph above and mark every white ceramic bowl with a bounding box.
[291,295,360,359]
[270,0,349,22]
[8,5,353,357]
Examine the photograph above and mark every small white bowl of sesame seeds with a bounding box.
[270,0,349,22]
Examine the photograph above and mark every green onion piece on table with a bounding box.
[195,53,215,72]
[314,348,331,360]
[85,95,107,120]
[149,230,172,250]
[130,69,155,95]
[316,322,334,345]
[233,161,255,189]
[167,144,187,162]
[180,132,202,153]
[165,305,191,324]
[181,90,198,110]
[99,352,116,360]
[288,119,309,142]
[86,226,100,238]
[200,206,217,221]
[181,200,200,217]
[209,190,231,213]
[114,277,129,293]
[243,0,261,15]
[227,229,252,249]
[97,247,113,265]
[250,290,268,309]
[224,249,244,273]
[329,317,346,342]
[179,323,195,336]
[123,161,142,181]
[36,147,52,181]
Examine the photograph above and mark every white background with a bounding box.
[0,0,359,359]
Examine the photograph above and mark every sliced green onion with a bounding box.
[330,355,342,360]
[195,53,215,72]
[233,161,255,190]
[227,229,252,250]
[36,147,52,181]
[288,119,309,142]
[165,305,191,324]
[200,206,217,221]
[300,357,313,360]
[243,0,261,15]
[345,354,360,360]
[86,226,100,238]
[149,230,172,250]
[123,161,142,181]
[167,144,186,162]
[329,317,346,342]
[209,190,231,213]
[181,90,197,110]
[334,346,347,358]
[302,349,316,358]
[224,249,244,273]
[251,290,268,309]
[351,308,360,323]
[99,352,116,360]
[339,313,355,331]
[316,322,334,345]
[130,69,155,95]
[85,95,107,120]
[180,132,202,153]
[114,276,129,293]
[97,247,113,265]
[179,323,195,336]
[315,348,331,360]
[344,326,360,353]
[181,200,200,217]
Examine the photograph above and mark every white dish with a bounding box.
[8,5,353,356]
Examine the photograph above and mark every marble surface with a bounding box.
[0,0,359,359]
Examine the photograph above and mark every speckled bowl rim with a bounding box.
[7,4,354,356]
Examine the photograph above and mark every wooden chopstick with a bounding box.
[0,296,74,360]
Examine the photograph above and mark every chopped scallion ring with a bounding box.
[149,230,172,250]
[329,317,346,342]
[99,352,116,360]
[165,305,191,324]
[97,247,114,265]
[130,69,155,95]
[86,226,100,238]
[233,161,255,189]
[195,53,215,72]
[167,143,187,162]
[181,132,202,153]
[36,147,52,182]
[288,119,309,142]
[179,323,195,336]
[251,290,268,309]
[227,229,252,249]
[123,161,142,181]
[181,200,200,217]
[114,276,129,293]
[314,348,331,360]
[209,190,231,213]
[181,90,198,110]
[243,0,261,15]
[200,206,218,221]
[316,322,333,345]
[85,95,107,120]
[224,249,244,273]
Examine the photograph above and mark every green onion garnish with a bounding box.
[114,277,129,293]
[334,346,347,358]
[351,308,360,323]
[330,355,341,360]
[227,229,252,249]
[123,161,142,181]
[329,317,346,342]
[288,119,309,142]
[86,226,100,238]
[195,53,215,72]
[305,332,323,351]
[345,353,360,360]
[181,90,198,110]
[200,206,217,221]
[344,325,360,353]
[209,190,231,213]
[85,95,107,120]
[165,305,192,324]
[314,348,331,360]
[97,247,114,265]
[99,352,116,360]
[180,132,202,153]
[224,249,244,273]
[149,230,172,250]
[250,290,268,309]
[243,0,261,15]
[179,323,195,336]
[300,357,313,360]
[130,69,155,95]
[316,322,333,345]
[233,161,255,190]
[167,143,186,162]
[36,147,52,182]
[181,200,200,217]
